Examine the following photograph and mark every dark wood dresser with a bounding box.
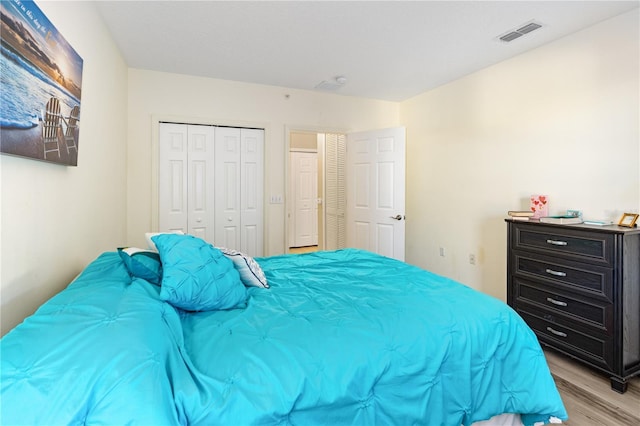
[506,219,640,393]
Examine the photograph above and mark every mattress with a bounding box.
[0,248,567,425]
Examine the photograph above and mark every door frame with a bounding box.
[285,125,348,254]
[151,114,269,253]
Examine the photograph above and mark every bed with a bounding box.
[0,233,567,425]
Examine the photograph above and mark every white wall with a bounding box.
[126,70,400,255]
[400,10,639,301]
[0,1,128,336]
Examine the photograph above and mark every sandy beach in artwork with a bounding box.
[0,124,78,166]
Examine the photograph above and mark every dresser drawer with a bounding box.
[513,277,613,333]
[516,309,615,372]
[512,223,615,266]
[512,252,613,300]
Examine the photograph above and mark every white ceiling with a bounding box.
[95,1,639,102]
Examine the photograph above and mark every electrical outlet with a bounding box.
[439,247,445,257]
[469,254,476,265]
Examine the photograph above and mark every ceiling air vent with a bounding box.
[315,81,343,91]
[315,75,347,91]
[498,21,543,42]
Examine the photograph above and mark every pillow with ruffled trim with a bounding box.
[219,247,269,289]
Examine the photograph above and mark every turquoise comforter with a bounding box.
[0,249,567,425]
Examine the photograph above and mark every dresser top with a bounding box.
[505,218,640,235]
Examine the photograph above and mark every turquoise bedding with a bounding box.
[0,249,567,425]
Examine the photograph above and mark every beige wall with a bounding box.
[2,5,638,337]
[400,10,639,301]
[126,70,400,255]
[290,131,318,151]
[0,2,129,335]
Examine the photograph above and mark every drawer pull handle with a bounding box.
[546,239,568,246]
[546,327,568,338]
[546,297,568,307]
[545,268,567,277]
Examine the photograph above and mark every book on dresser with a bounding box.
[507,211,534,221]
[539,215,583,225]
[505,219,640,393]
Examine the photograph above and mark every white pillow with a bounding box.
[218,248,269,289]
[145,230,184,252]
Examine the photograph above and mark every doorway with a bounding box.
[287,130,346,254]
[287,127,404,259]
[288,131,320,253]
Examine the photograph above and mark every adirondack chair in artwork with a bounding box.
[42,97,62,159]
[63,105,80,154]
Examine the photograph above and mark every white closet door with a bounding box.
[160,123,263,256]
[324,133,346,250]
[214,127,242,250]
[159,123,189,233]
[187,125,215,243]
[159,123,215,242]
[240,129,264,256]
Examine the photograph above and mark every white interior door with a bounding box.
[214,127,242,250]
[346,127,406,261]
[159,123,215,242]
[187,125,215,242]
[159,123,188,233]
[240,128,264,256]
[290,151,318,247]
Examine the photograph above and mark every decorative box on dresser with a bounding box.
[506,219,640,393]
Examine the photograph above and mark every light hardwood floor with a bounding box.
[288,245,319,254]
[544,349,640,425]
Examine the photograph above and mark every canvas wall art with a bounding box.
[0,0,83,166]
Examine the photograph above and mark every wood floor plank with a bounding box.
[553,374,639,425]
[544,350,640,417]
[543,349,640,425]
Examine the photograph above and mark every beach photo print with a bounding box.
[1,0,83,166]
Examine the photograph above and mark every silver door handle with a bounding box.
[390,215,404,221]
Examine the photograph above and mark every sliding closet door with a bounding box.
[186,125,215,242]
[214,127,242,250]
[159,123,188,233]
[214,127,264,257]
[159,123,215,242]
[159,123,263,256]
[240,129,264,256]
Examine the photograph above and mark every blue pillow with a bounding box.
[151,234,246,311]
[117,247,163,285]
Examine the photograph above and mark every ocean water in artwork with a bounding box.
[0,44,80,130]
